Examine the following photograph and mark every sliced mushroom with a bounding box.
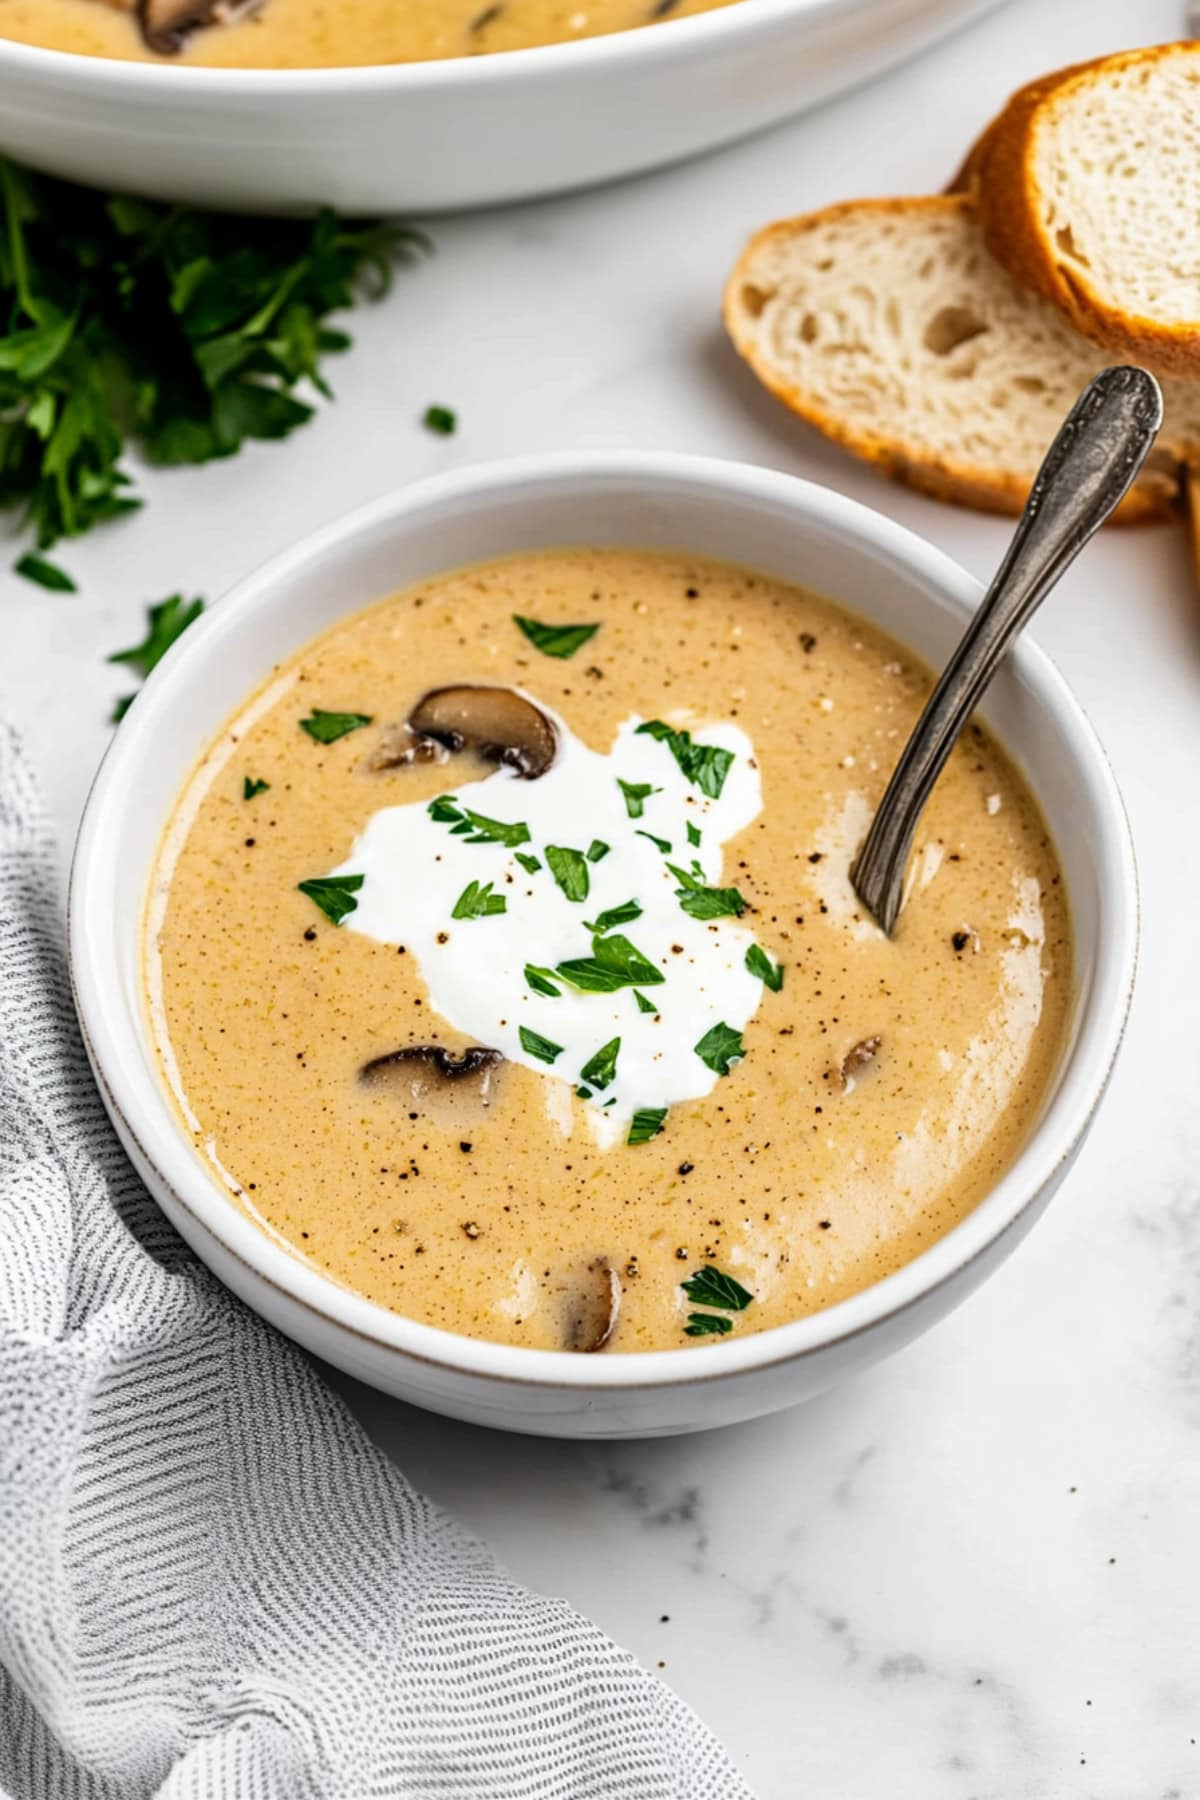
[565,1258,622,1353]
[365,722,451,773]
[832,1035,881,1094]
[136,0,258,53]
[360,1045,503,1128]
[408,686,556,779]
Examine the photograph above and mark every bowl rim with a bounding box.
[69,450,1138,1392]
[0,0,929,92]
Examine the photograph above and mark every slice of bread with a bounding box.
[723,194,1200,523]
[963,43,1200,377]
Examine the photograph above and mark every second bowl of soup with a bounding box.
[70,454,1135,1435]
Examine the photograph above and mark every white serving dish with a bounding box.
[69,452,1137,1438]
[0,0,1005,214]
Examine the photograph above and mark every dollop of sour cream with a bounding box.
[330,702,764,1143]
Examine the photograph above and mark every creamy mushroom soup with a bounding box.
[0,0,739,65]
[146,549,1072,1353]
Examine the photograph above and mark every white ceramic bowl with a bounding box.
[0,0,1005,213]
[70,453,1136,1438]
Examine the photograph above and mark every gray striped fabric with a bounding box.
[0,724,752,1800]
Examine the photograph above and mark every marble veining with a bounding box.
[4,0,1198,1792]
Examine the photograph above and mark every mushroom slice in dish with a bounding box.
[359,1045,503,1127]
[407,686,556,779]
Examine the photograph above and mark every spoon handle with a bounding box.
[852,365,1163,936]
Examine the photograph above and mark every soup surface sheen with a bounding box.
[147,549,1072,1353]
[0,0,737,65]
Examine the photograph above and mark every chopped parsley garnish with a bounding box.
[519,1025,563,1064]
[451,879,506,920]
[515,851,542,874]
[524,963,561,997]
[297,872,364,926]
[513,616,600,660]
[556,932,664,993]
[579,1036,620,1090]
[428,796,530,847]
[745,944,784,990]
[684,1313,733,1337]
[108,593,205,720]
[0,158,423,556]
[636,720,734,798]
[586,838,610,863]
[617,779,659,819]
[686,820,702,848]
[423,404,457,435]
[243,776,270,800]
[681,1266,754,1311]
[576,1085,592,1099]
[300,708,373,744]
[694,1021,745,1077]
[667,863,746,920]
[627,1106,668,1145]
[634,991,659,1015]
[546,844,590,903]
[14,551,75,591]
[585,899,642,934]
[636,829,672,854]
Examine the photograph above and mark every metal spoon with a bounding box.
[851,365,1163,936]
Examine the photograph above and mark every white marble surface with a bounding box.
[6,0,1200,1792]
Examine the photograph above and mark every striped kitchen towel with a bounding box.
[0,722,752,1800]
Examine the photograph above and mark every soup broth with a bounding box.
[0,0,739,65]
[146,549,1072,1353]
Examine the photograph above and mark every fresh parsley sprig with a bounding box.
[451,880,506,920]
[667,862,746,920]
[429,796,531,847]
[636,720,734,799]
[513,616,599,660]
[300,708,373,744]
[298,872,364,926]
[0,159,426,554]
[108,593,205,721]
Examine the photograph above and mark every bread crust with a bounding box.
[972,43,1200,378]
[722,195,1180,526]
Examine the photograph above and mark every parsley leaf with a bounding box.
[0,160,425,552]
[694,1021,745,1077]
[556,932,664,993]
[515,851,542,874]
[684,1313,733,1337]
[108,592,204,719]
[634,991,659,1015]
[297,872,364,926]
[519,1025,563,1064]
[428,796,530,846]
[579,1036,620,1090]
[14,551,74,591]
[745,944,784,990]
[617,778,659,819]
[546,844,590,903]
[524,963,561,998]
[451,879,506,920]
[636,829,672,854]
[628,1106,668,1145]
[635,720,734,798]
[513,616,600,660]
[300,708,373,744]
[681,1266,754,1311]
[586,838,610,863]
[686,820,702,848]
[585,899,643,934]
[423,404,456,435]
[243,776,270,800]
[667,862,746,920]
